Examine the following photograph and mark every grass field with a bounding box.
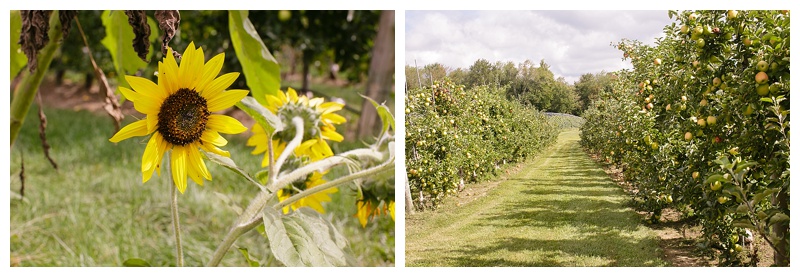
[405,130,667,266]
[9,106,394,266]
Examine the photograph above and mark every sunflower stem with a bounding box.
[168,152,185,267]
[270,117,305,184]
[274,156,394,211]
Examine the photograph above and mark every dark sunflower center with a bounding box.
[157,88,210,146]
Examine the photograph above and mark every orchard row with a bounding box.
[581,10,789,266]
[405,81,558,209]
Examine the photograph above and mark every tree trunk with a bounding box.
[356,10,394,140]
[773,189,789,266]
[405,173,415,214]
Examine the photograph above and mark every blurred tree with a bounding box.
[356,10,394,140]
[573,72,614,115]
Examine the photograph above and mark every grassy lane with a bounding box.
[406,130,668,266]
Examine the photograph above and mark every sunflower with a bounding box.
[355,199,395,227]
[247,88,346,167]
[277,171,338,214]
[109,42,248,193]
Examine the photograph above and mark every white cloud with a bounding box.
[405,10,674,83]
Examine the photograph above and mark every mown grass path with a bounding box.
[406,130,668,266]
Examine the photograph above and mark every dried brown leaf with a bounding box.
[154,10,181,59]
[58,10,77,38]
[37,93,58,170]
[124,10,151,62]
[19,153,25,198]
[19,10,52,72]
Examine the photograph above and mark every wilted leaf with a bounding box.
[123,10,151,61]
[100,10,158,103]
[58,10,77,38]
[36,93,57,169]
[19,10,52,72]
[731,219,756,230]
[229,10,281,106]
[262,207,348,267]
[154,10,180,57]
[10,10,27,79]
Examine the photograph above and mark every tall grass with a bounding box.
[9,107,393,266]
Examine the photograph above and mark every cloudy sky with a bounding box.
[405,10,675,83]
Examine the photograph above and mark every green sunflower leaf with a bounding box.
[236,96,284,135]
[361,95,395,137]
[237,247,261,267]
[229,10,281,106]
[100,10,158,103]
[10,10,27,80]
[202,150,262,189]
[262,207,348,267]
[122,258,151,267]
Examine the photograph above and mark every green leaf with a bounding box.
[238,247,261,267]
[731,219,756,230]
[236,96,284,136]
[122,258,151,267]
[262,207,348,267]
[703,174,726,184]
[101,11,158,102]
[202,150,262,189]
[229,10,281,106]
[751,188,779,206]
[769,212,789,224]
[362,95,395,136]
[10,10,27,80]
[734,161,758,173]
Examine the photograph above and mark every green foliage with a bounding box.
[100,10,158,101]
[406,79,557,208]
[407,59,581,115]
[581,10,789,266]
[228,10,282,105]
[573,72,616,114]
[10,10,26,80]
[262,207,348,266]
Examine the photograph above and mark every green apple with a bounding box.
[756,60,769,72]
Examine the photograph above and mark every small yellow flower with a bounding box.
[247,88,346,167]
[109,42,248,193]
[277,171,338,214]
[355,200,395,227]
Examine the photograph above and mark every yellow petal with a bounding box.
[248,134,268,154]
[318,102,344,114]
[323,113,347,125]
[161,48,180,94]
[171,146,188,193]
[194,52,225,93]
[147,114,158,133]
[308,97,324,107]
[321,127,344,142]
[186,146,209,186]
[287,88,299,102]
[178,42,201,88]
[154,133,169,177]
[200,143,230,158]
[119,87,140,102]
[109,119,149,142]
[389,202,395,221]
[207,89,249,112]
[201,130,228,147]
[295,139,317,158]
[265,94,283,113]
[202,72,239,100]
[141,133,161,174]
[126,75,166,100]
[316,138,333,158]
[207,114,247,134]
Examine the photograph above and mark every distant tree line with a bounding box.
[405,59,615,115]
